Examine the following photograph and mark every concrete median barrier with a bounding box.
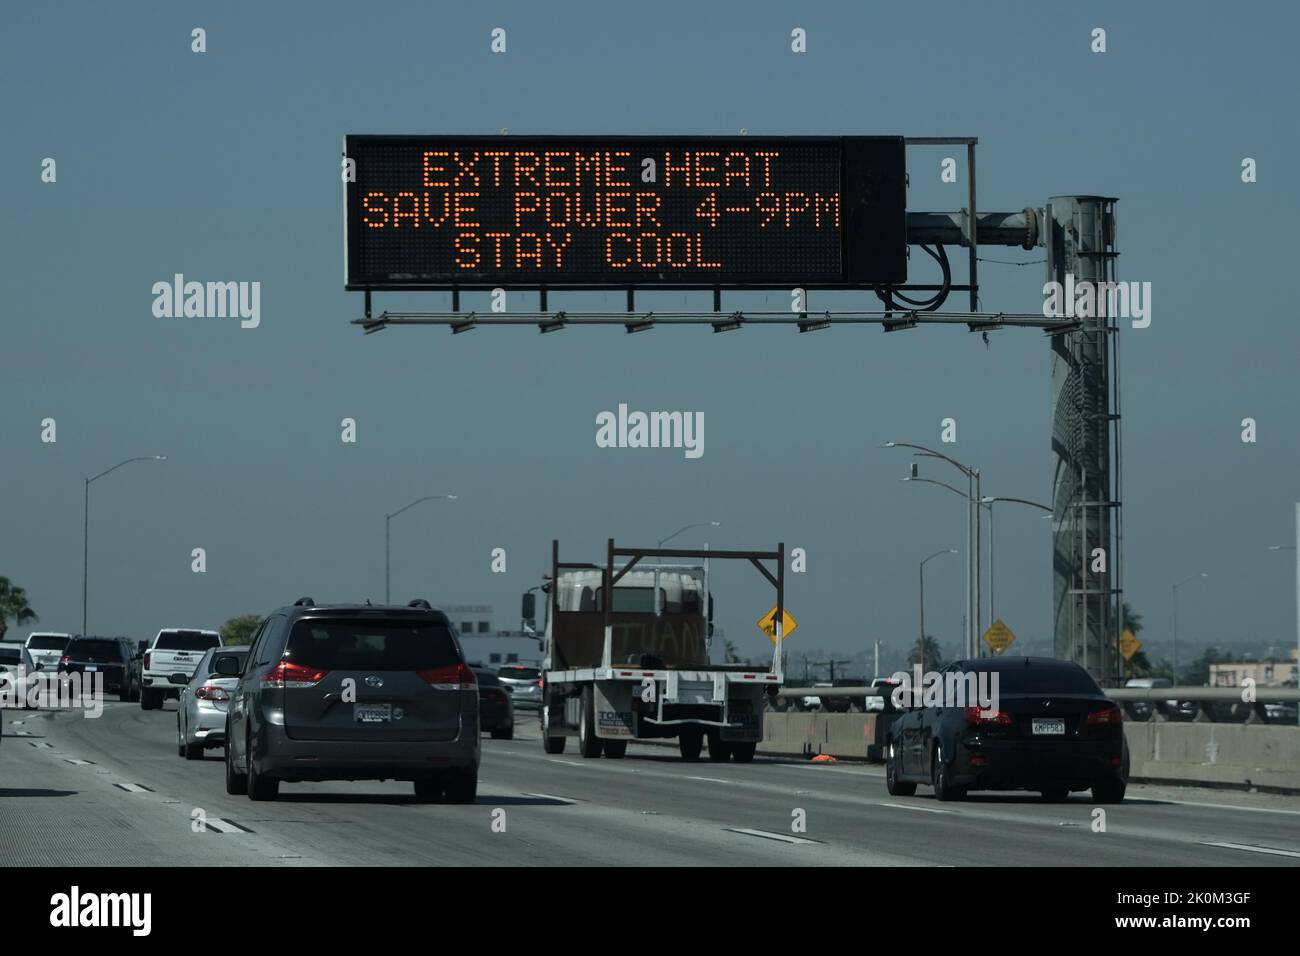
[759,713,1300,791]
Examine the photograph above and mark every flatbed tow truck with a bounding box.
[530,539,786,762]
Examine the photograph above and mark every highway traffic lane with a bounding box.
[12,702,1300,867]
[7,703,919,866]
[502,722,1300,864]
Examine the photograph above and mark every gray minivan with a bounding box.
[220,599,480,802]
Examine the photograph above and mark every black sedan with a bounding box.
[474,668,514,740]
[886,657,1128,803]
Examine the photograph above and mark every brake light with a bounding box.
[195,686,231,702]
[418,662,476,689]
[143,652,151,669]
[1086,705,1123,726]
[964,706,1013,725]
[263,660,329,688]
[60,655,71,666]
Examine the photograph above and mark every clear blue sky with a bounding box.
[3,1,1297,666]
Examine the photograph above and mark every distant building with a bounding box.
[1210,660,1298,688]
[439,603,541,668]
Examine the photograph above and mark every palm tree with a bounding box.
[1123,649,1153,679]
[0,576,38,643]
[907,635,944,673]
[1121,602,1143,635]
[722,638,739,663]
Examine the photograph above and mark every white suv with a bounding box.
[141,628,222,710]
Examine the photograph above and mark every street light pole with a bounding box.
[1268,525,1299,726]
[919,549,958,669]
[655,521,719,615]
[385,494,457,604]
[83,455,167,635]
[887,442,982,658]
[978,495,1053,630]
[1171,572,1208,680]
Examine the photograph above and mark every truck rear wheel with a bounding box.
[578,687,603,758]
[707,730,732,762]
[678,729,703,760]
[730,741,757,763]
[603,739,627,759]
[140,687,162,711]
[541,703,566,754]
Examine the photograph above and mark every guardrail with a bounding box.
[773,684,1300,724]
[775,685,1300,701]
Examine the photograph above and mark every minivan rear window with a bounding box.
[155,631,221,651]
[27,636,69,651]
[66,639,122,662]
[0,647,22,664]
[284,619,459,671]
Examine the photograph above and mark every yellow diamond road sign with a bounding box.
[1119,628,1142,661]
[757,606,798,643]
[981,619,1016,655]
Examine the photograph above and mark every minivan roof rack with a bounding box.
[293,597,315,607]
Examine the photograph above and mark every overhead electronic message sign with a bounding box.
[344,135,906,290]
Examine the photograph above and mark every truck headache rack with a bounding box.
[549,539,786,677]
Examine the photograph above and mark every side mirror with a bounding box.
[214,656,241,677]
[521,591,537,627]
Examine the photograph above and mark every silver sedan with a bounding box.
[177,646,248,759]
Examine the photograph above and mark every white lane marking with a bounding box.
[521,792,577,805]
[726,827,821,845]
[878,802,956,814]
[546,759,574,767]
[208,819,254,834]
[1200,842,1300,859]
[9,730,33,736]
[28,741,55,749]
[11,720,25,726]
[64,758,94,766]
[686,776,735,785]
[1153,798,1300,818]
[113,783,153,793]
[779,763,884,778]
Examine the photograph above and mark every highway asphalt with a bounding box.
[3,702,1300,867]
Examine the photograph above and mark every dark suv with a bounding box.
[59,636,140,702]
[220,599,480,803]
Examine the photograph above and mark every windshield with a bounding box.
[971,664,1102,695]
[28,636,69,651]
[285,619,459,671]
[498,666,540,680]
[66,640,122,662]
[155,631,221,651]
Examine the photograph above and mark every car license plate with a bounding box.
[354,703,392,723]
[85,665,97,672]
[1032,718,1065,735]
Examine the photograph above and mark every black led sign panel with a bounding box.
[344,135,906,289]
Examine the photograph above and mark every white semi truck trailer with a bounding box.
[528,539,786,762]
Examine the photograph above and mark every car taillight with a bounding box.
[143,652,151,669]
[418,662,476,689]
[195,685,231,702]
[60,655,71,665]
[1086,705,1123,726]
[964,706,1013,725]
[263,660,329,688]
